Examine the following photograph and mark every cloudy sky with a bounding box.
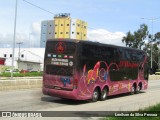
[0,0,159,48]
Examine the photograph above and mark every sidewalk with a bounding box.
[0,77,42,91]
[0,76,42,80]
[149,75,160,80]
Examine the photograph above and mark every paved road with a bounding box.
[0,80,160,120]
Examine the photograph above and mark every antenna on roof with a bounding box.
[54,13,70,18]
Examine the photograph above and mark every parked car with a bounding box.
[4,69,19,73]
[20,70,29,74]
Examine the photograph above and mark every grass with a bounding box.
[103,103,160,120]
[155,69,160,75]
[0,72,43,77]
[155,72,160,75]
[143,103,160,111]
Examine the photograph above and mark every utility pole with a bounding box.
[141,17,160,70]
[17,42,23,69]
[11,0,18,79]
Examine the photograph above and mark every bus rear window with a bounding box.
[44,41,76,76]
[46,65,73,76]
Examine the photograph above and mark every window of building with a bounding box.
[55,24,57,26]
[66,32,69,34]
[55,32,57,34]
[84,26,86,29]
[50,25,52,27]
[60,32,63,34]
[4,54,7,58]
[77,32,80,35]
[10,54,12,58]
[67,24,69,26]
[84,34,86,37]
[49,33,51,34]
[77,24,80,27]
[72,32,74,34]
[61,24,63,26]
[72,23,75,26]
[21,54,24,58]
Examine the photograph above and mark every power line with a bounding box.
[23,0,96,28]
[23,0,124,37]
[23,0,55,15]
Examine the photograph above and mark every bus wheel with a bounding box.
[130,85,136,95]
[136,84,141,94]
[92,88,99,102]
[100,88,108,101]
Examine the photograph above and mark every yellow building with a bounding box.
[40,13,88,47]
[54,13,88,40]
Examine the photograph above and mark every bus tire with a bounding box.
[92,88,99,102]
[100,87,108,101]
[136,84,141,94]
[130,85,136,95]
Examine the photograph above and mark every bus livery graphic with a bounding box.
[43,39,149,101]
[55,42,66,53]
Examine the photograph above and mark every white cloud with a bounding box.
[29,21,41,47]
[31,22,41,35]
[0,23,126,48]
[0,34,14,48]
[0,21,41,48]
[87,29,126,46]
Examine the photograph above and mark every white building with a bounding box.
[0,48,45,71]
[40,20,55,48]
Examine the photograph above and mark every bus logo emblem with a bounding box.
[55,42,66,53]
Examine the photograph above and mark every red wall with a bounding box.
[0,59,5,65]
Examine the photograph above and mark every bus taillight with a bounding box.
[73,79,78,89]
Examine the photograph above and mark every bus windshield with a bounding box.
[44,41,76,76]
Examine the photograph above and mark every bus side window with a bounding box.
[109,48,121,81]
[118,48,124,60]
[144,63,149,80]
[125,50,131,60]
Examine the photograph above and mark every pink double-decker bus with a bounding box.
[43,39,149,102]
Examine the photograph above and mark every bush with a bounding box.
[0,66,12,73]
[0,71,43,77]
[155,72,160,75]
[156,69,160,72]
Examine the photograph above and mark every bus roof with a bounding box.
[47,39,145,53]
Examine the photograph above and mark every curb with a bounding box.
[149,75,160,80]
[0,79,42,91]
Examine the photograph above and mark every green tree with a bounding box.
[145,43,159,69]
[122,31,134,47]
[122,24,160,70]
[155,32,160,41]
[122,24,148,49]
